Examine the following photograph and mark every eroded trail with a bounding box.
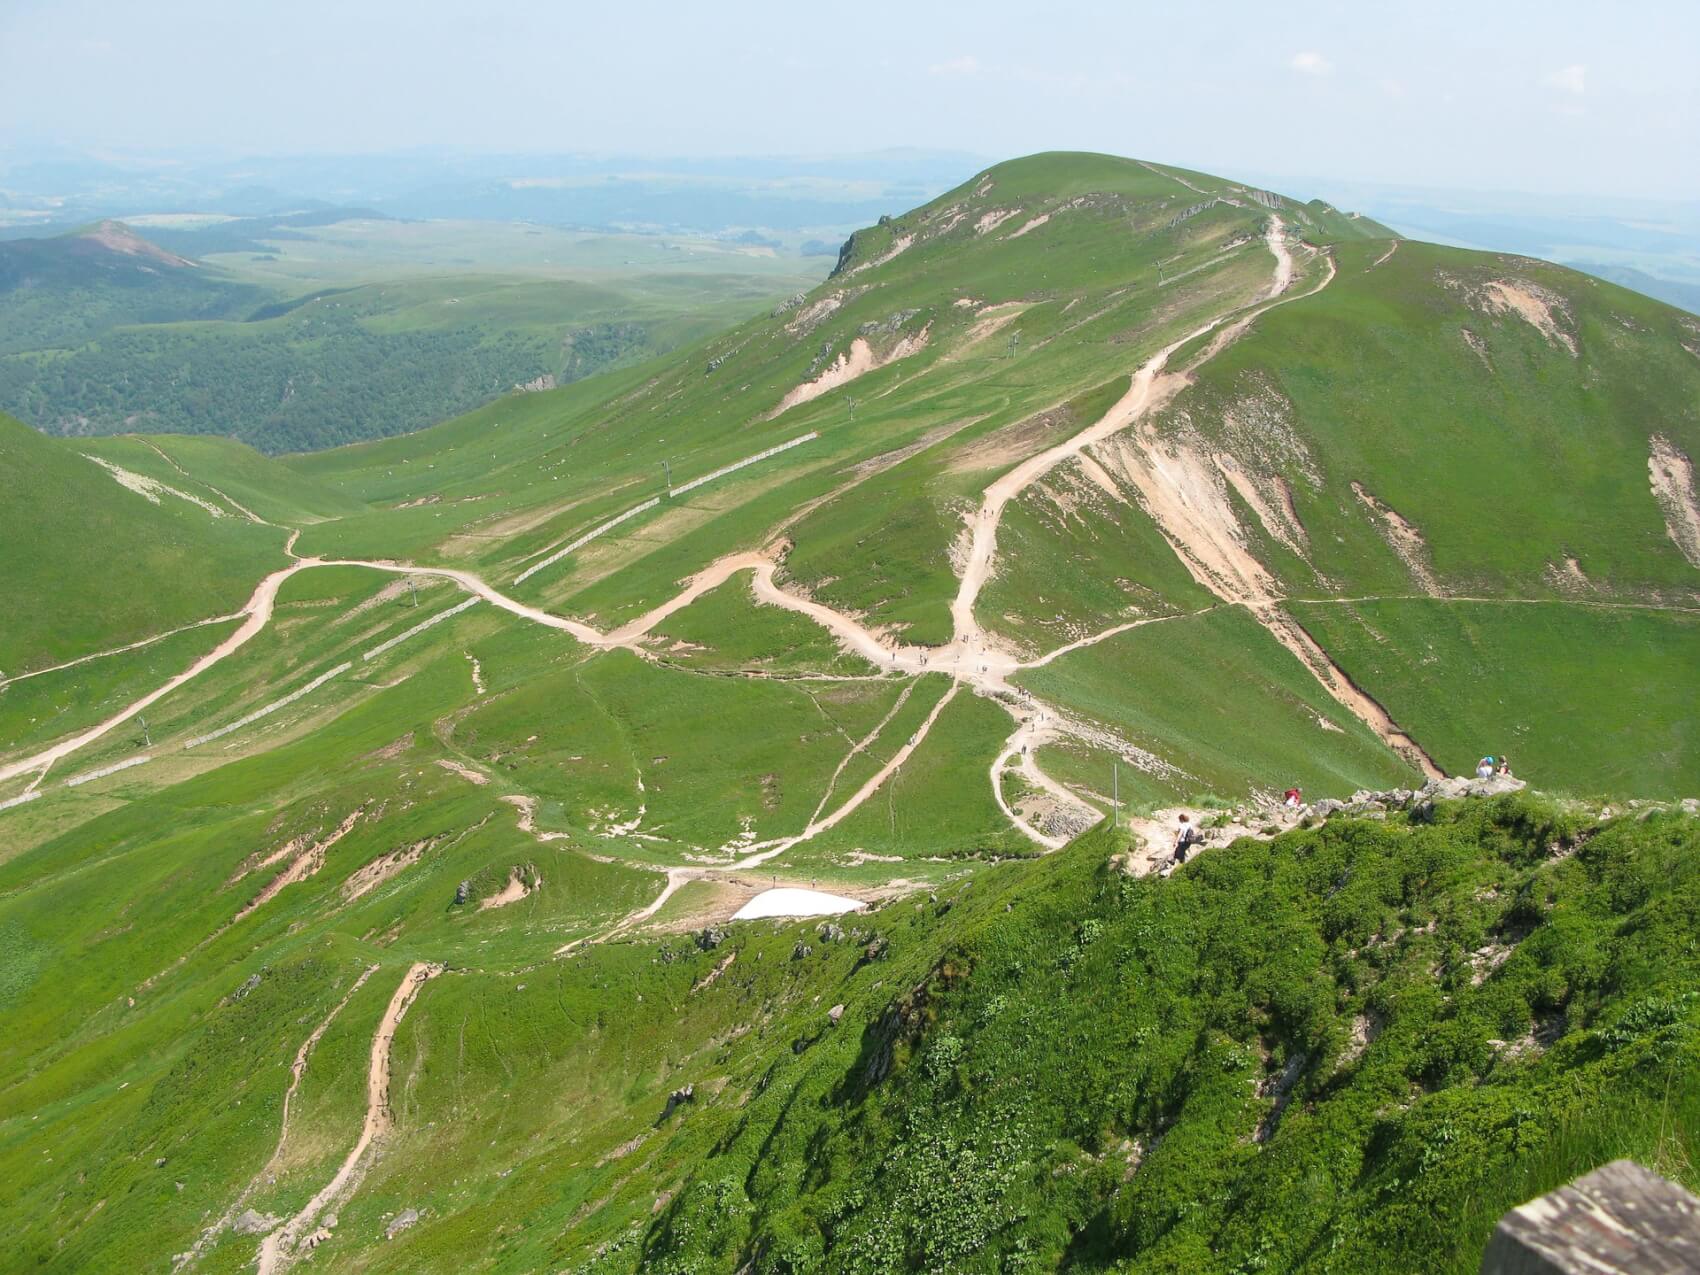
[176,963,378,1272]
[256,961,441,1275]
[0,563,306,786]
[951,218,1297,647]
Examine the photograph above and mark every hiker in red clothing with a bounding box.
[1283,786,1303,810]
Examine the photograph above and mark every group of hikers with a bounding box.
[1476,754,1514,780]
[1163,753,1516,869]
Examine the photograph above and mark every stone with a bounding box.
[232,1209,279,1236]
[1482,1159,1700,1273]
[661,1084,695,1120]
[385,1208,420,1240]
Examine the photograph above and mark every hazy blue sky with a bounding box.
[3,0,1695,198]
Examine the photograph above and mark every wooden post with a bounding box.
[1481,1160,1700,1274]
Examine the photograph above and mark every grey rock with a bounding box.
[661,1084,695,1120]
[385,1208,420,1240]
[232,1209,279,1236]
[828,1004,845,1025]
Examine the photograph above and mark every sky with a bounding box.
[2,0,1697,199]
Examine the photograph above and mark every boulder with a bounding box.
[232,1209,280,1236]
[385,1209,420,1240]
[661,1084,695,1120]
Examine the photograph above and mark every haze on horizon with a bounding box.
[2,0,1696,202]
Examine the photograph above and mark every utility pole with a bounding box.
[662,458,672,496]
[138,715,151,748]
[1112,761,1119,829]
[847,395,857,420]
[408,579,418,608]
[1006,330,1021,359]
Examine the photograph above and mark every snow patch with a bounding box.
[733,888,865,920]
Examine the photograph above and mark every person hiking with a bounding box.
[1172,813,1202,864]
[1476,755,1496,780]
[1283,786,1303,810]
[1496,757,1512,778]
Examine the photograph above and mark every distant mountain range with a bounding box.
[0,147,986,237]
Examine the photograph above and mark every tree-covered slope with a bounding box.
[0,220,265,353]
[635,797,1700,1274]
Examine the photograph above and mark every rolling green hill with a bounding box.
[1,152,1697,1274]
[0,218,824,452]
[0,412,288,676]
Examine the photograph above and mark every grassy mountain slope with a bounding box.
[0,412,286,675]
[3,152,1699,1274]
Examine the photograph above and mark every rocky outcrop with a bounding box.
[1311,775,1526,819]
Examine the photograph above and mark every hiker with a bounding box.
[1476,755,1496,780]
[1172,813,1202,865]
[1283,786,1303,810]
[1496,757,1513,778]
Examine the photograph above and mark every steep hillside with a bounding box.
[2,152,1697,1275]
[0,412,288,676]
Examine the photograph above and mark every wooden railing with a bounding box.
[1481,1159,1700,1273]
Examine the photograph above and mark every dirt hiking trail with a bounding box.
[255,961,440,1274]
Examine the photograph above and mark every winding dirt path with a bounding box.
[0,563,305,786]
[0,612,241,691]
[256,961,440,1274]
[176,963,378,1272]
[3,216,1360,857]
[11,215,1435,857]
[951,219,1296,648]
